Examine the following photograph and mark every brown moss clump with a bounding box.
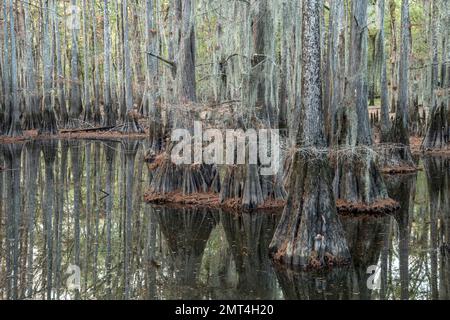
[336,198,400,215]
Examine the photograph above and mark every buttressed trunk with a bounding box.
[269,0,350,269]
[379,0,416,172]
[332,0,392,211]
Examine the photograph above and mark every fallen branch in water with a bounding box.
[60,126,116,134]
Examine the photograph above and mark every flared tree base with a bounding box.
[148,153,220,195]
[378,145,417,174]
[220,164,286,211]
[23,112,42,130]
[120,113,144,134]
[7,120,23,137]
[332,149,398,213]
[378,116,417,173]
[269,153,350,269]
[38,109,58,135]
[422,102,449,151]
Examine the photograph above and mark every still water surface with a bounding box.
[0,140,449,300]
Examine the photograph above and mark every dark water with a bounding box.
[0,140,449,300]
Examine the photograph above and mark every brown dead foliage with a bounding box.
[336,198,400,215]
[144,190,286,212]
[380,165,419,174]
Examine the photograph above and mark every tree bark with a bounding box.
[269,0,350,269]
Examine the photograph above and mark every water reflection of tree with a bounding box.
[424,156,450,299]
[385,174,416,300]
[41,141,58,299]
[220,211,279,299]
[156,207,216,299]
[1,144,23,299]
[342,214,390,299]
[274,214,390,300]
[274,264,355,300]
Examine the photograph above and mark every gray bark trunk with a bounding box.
[269,0,350,269]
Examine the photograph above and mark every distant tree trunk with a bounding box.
[327,0,346,145]
[7,0,22,137]
[376,0,391,141]
[269,0,350,269]
[39,0,58,135]
[333,0,389,207]
[430,0,439,110]
[103,0,116,127]
[146,0,162,149]
[23,0,40,130]
[70,0,82,121]
[54,0,68,127]
[443,0,450,88]
[380,0,416,171]
[1,0,10,135]
[82,0,92,122]
[91,0,101,124]
[278,1,291,133]
[175,0,197,103]
[121,0,142,133]
[250,0,275,126]
[423,0,449,150]
[388,0,398,113]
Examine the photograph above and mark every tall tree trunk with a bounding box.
[376,0,391,141]
[23,0,40,130]
[250,0,275,126]
[39,0,58,135]
[7,0,22,137]
[121,0,142,133]
[54,0,68,127]
[82,0,92,122]
[423,0,449,150]
[380,0,416,171]
[91,0,101,124]
[103,0,116,127]
[70,0,82,122]
[175,0,196,103]
[146,0,162,149]
[269,0,350,269]
[326,0,346,145]
[333,0,390,208]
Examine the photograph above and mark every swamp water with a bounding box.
[0,140,449,300]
